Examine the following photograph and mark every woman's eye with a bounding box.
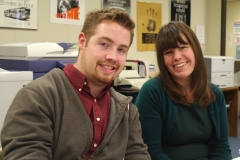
[180,46,187,49]
[164,51,172,55]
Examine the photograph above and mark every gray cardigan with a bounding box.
[1,68,150,160]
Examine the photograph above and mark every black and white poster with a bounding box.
[0,0,38,29]
[171,0,190,26]
[102,0,131,15]
[50,0,85,25]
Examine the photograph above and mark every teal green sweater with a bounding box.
[135,77,232,160]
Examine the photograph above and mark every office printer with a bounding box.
[0,42,78,79]
[0,68,33,132]
[114,60,149,90]
[204,56,234,88]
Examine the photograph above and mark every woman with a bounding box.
[135,21,232,160]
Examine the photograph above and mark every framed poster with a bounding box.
[137,1,162,51]
[102,0,131,15]
[50,0,85,25]
[171,0,191,26]
[236,44,240,59]
[234,22,240,35]
[0,0,38,29]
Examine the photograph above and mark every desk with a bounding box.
[221,86,239,137]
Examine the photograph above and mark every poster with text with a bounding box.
[236,44,240,59]
[102,0,131,15]
[137,1,162,51]
[171,0,190,26]
[50,0,85,25]
[234,22,240,36]
[0,0,38,29]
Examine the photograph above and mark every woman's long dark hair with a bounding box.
[155,21,215,107]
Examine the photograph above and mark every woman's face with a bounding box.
[163,35,195,83]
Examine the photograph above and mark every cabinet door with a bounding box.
[221,86,238,137]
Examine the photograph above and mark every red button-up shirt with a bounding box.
[64,64,111,159]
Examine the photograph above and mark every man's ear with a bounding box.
[78,32,86,50]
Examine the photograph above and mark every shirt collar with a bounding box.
[63,63,113,98]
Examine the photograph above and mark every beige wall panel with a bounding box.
[226,1,240,58]
[0,29,14,44]
[205,0,221,56]
[0,0,219,70]
[190,0,206,54]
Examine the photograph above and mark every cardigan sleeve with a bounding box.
[1,87,54,160]
[134,79,171,160]
[208,85,232,160]
[124,103,152,160]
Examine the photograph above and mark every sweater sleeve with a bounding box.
[1,86,54,160]
[208,86,232,160]
[124,103,151,160]
[134,79,171,160]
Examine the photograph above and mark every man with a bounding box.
[1,8,151,160]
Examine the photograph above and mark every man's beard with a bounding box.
[92,67,117,85]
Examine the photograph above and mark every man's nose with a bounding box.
[106,49,118,61]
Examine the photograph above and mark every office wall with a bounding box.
[0,0,221,69]
[205,0,222,56]
[226,1,240,58]
[226,1,240,116]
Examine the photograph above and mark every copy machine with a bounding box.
[0,42,78,79]
[204,56,234,88]
[0,68,33,133]
[114,60,150,90]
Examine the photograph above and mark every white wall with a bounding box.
[0,0,222,70]
[205,0,222,56]
[226,1,240,58]
[226,1,240,116]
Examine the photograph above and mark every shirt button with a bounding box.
[79,88,82,92]
[97,118,100,121]
[94,143,97,147]
[94,99,97,102]
[84,81,87,85]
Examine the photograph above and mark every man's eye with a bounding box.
[118,48,127,54]
[101,43,108,47]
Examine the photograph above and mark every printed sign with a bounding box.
[102,0,131,15]
[0,0,38,29]
[137,1,162,51]
[50,0,85,25]
[171,0,191,26]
